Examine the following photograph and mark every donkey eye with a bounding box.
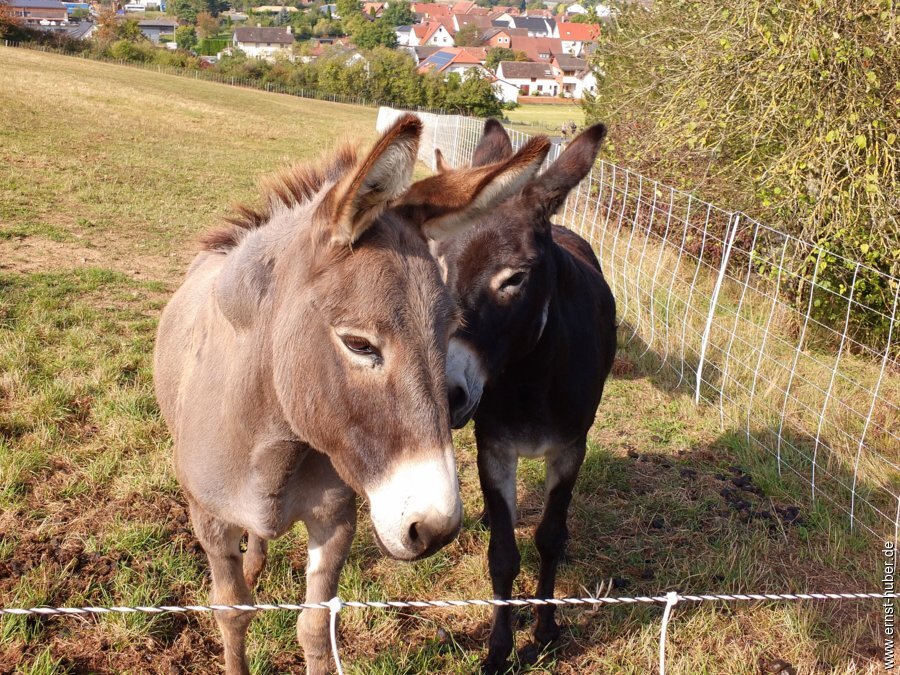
[500,272,527,291]
[341,335,378,356]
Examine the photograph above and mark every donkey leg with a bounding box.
[243,534,269,590]
[297,493,357,675]
[532,439,586,646]
[189,499,255,675]
[477,444,520,675]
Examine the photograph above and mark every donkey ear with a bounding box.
[471,118,513,167]
[399,134,551,241]
[525,123,606,217]
[321,113,421,246]
[434,148,452,173]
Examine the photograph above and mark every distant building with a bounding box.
[554,22,600,56]
[126,0,165,10]
[496,60,559,96]
[138,17,178,43]
[492,76,519,103]
[8,0,68,26]
[362,2,384,17]
[408,21,454,47]
[552,54,595,98]
[233,25,295,61]
[417,46,487,76]
[395,24,412,46]
[61,2,90,16]
[252,4,299,12]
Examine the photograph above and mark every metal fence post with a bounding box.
[695,213,740,404]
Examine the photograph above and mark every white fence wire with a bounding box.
[377,107,900,545]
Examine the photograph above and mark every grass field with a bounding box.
[503,104,584,134]
[0,47,886,674]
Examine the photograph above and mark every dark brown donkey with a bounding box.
[153,115,550,674]
[434,121,616,673]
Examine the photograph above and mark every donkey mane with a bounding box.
[200,144,359,252]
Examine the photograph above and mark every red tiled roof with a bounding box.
[556,22,600,41]
[413,20,445,43]
[453,13,491,29]
[509,36,562,62]
[451,1,475,13]
[412,3,450,18]
[418,46,488,73]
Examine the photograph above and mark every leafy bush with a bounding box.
[107,39,155,62]
[584,0,898,350]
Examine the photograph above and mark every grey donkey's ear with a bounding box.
[319,113,422,246]
[471,118,513,167]
[399,134,551,241]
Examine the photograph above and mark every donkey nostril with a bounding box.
[408,521,421,544]
[448,385,467,412]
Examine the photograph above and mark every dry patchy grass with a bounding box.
[0,47,887,674]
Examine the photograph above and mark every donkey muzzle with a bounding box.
[367,448,463,561]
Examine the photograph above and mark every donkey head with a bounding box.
[262,115,549,559]
[433,119,607,428]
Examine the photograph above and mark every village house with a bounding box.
[362,1,384,17]
[492,13,555,37]
[233,25,295,61]
[408,21,454,47]
[451,12,491,34]
[496,60,559,96]
[480,26,527,49]
[492,76,519,103]
[551,53,596,98]
[395,24,413,46]
[554,21,600,55]
[137,17,179,43]
[8,0,67,26]
[508,35,563,63]
[252,4,299,12]
[411,2,450,21]
[417,46,487,76]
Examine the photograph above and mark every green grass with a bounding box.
[504,103,584,133]
[0,46,885,674]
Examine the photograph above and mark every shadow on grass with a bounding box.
[439,323,887,672]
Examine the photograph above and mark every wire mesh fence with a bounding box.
[377,107,900,545]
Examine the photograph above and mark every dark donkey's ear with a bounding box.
[434,148,452,173]
[526,123,607,219]
[400,134,551,242]
[471,118,513,167]
[319,113,422,246]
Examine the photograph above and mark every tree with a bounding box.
[351,18,397,49]
[70,7,90,20]
[312,17,342,36]
[485,47,527,69]
[453,22,481,47]
[0,1,22,39]
[485,46,514,70]
[381,0,414,26]
[196,11,219,38]
[118,18,143,41]
[334,0,363,22]
[171,0,199,22]
[175,24,197,50]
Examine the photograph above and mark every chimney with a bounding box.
[286,25,291,33]
[257,22,261,26]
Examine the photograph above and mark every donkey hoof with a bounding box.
[533,621,561,646]
[480,654,510,675]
